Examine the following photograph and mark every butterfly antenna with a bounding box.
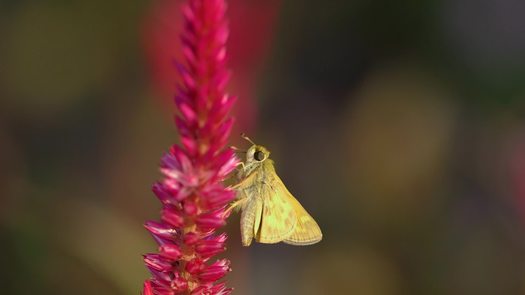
[230,146,247,153]
[240,133,256,145]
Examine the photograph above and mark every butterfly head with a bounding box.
[240,134,271,165]
[246,145,270,163]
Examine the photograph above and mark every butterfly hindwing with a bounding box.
[283,192,323,245]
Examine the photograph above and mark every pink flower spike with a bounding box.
[142,0,238,293]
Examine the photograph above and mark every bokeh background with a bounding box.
[2,0,525,294]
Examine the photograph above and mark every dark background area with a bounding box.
[1,0,525,294]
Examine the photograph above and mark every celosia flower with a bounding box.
[143,0,238,294]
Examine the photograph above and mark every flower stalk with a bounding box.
[143,0,237,294]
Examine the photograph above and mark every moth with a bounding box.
[228,135,322,246]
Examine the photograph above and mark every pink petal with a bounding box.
[196,210,226,230]
[144,253,173,272]
[183,232,201,245]
[159,244,182,260]
[142,280,154,295]
[152,183,175,205]
[202,188,235,209]
[198,259,230,282]
[185,258,204,274]
[161,207,184,228]
[144,221,177,239]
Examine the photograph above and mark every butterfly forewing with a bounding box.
[255,171,297,243]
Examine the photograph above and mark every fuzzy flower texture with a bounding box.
[143,0,238,294]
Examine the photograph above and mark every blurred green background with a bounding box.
[2,0,525,294]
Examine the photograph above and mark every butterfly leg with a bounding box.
[229,174,252,190]
[225,197,246,215]
[229,160,245,175]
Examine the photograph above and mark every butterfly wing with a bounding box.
[237,167,296,245]
[283,190,323,245]
[254,165,298,244]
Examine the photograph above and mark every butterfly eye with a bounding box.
[254,150,265,161]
